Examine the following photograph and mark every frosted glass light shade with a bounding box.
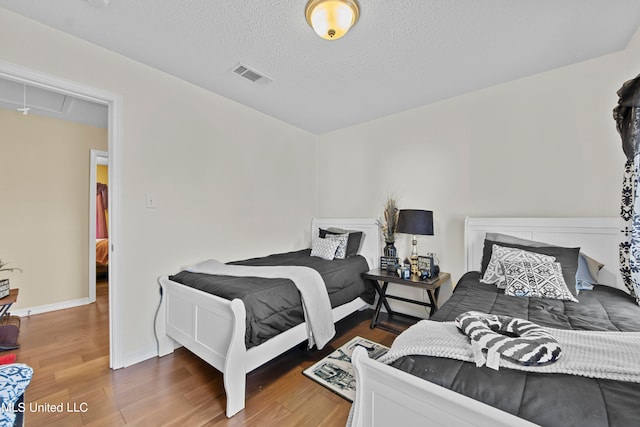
[305,0,359,40]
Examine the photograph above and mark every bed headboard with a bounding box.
[465,217,624,292]
[312,218,380,269]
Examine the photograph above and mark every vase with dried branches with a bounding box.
[380,197,399,257]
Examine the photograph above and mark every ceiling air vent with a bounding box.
[230,63,273,86]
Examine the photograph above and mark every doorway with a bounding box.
[90,150,109,303]
[0,60,124,368]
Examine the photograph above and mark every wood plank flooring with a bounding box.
[11,280,408,426]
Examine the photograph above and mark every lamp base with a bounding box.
[410,235,419,275]
[410,254,419,276]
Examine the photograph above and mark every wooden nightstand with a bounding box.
[362,269,450,334]
[0,289,18,313]
[0,288,20,350]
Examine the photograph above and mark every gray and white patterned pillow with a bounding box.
[481,244,555,288]
[502,260,579,302]
[325,233,349,259]
[311,237,340,260]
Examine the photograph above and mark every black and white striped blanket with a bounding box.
[454,311,561,368]
[377,319,640,382]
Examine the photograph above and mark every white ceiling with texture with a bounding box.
[1,0,640,134]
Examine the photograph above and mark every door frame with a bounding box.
[0,60,124,369]
[89,150,109,303]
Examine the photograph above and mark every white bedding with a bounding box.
[378,319,640,382]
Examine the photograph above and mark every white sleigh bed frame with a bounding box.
[350,217,624,427]
[155,218,380,417]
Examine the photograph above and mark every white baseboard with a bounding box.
[122,348,162,369]
[12,297,93,317]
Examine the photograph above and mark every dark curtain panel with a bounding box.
[614,74,640,304]
[97,183,108,211]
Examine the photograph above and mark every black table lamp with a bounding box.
[396,209,434,275]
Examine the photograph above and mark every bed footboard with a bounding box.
[156,276,248,417]
[350,347,537,427]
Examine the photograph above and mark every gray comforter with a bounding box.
[390,272,640,427]
[169,249,374,348]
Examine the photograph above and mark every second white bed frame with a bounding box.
[155,218,380,417]
[350,217,624,427]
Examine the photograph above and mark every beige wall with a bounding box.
[0,8,317,364]
[316,28,640,310]
[0,108,107,308]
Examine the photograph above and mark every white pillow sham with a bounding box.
[311,237,340,260]
[502,260,579,302]
[325,233,349,259]
[481,244,555,288]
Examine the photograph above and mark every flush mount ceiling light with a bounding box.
[305,0,360,40]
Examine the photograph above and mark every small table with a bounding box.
[0,289,20,351]
[362,269,450,334]
[0,289,18,319]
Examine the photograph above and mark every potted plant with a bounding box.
[0,260,21,299]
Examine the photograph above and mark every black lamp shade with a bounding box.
[396,209,434,236]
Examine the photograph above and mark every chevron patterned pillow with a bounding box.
[502,260,578,302]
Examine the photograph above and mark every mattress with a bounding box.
[390,272,640,427]
[169,249,374,348]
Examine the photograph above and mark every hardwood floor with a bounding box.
[11,280,407,426]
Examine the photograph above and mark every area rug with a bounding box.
[303,336,389,401]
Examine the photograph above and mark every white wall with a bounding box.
[2,5,640,362]
[0,8,317,365]
[316,28,640,313]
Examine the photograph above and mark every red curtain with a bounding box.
[96,184,108,239]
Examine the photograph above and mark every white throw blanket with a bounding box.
[186,259,335,349]
[378,320,640,382]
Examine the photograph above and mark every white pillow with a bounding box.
[502,260,579,302]
[325,233,349,259]
[311,237,340,260]
[481,244,555,288]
